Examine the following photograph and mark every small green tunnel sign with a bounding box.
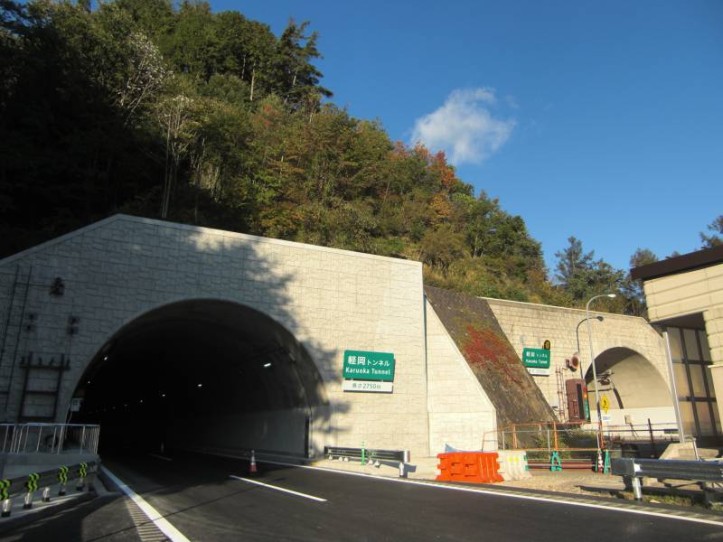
[343,350,395,382]
[522,348,551,369]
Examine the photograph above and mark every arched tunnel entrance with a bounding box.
[585,346,672,412]
[72,299,327,458]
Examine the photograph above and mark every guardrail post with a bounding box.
[631,476,642,501]
[603,450,611,474]
[550,451,562,472]
[23,473,39,509]
[0,479,10,517]
[76,463,87,491]
[58,466,68,496]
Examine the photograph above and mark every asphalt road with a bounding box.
[2,452,722,541]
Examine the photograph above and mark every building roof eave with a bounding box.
[630,245,723,281]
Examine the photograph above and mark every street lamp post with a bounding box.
[586,293,616,472]
[575,315,603,382]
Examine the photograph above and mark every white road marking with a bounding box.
[248,460,723,528]
[101,466,191,542]
[229,475,327,502]
[148,453,173,462]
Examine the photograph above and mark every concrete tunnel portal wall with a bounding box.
[0,215,496,460]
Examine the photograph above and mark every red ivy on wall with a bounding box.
[462,325,522,385]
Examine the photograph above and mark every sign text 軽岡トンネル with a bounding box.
[343,350,395,382]
[522,347,551,376]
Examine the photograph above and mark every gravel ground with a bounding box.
[497,468,722,511]
[498,469,627,496]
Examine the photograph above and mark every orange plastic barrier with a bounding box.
[436,452,504,483]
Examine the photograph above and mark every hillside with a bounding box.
[0,1,640,312]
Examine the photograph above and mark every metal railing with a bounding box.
[611,457,723,501]
[1,424,100,455]
[487,420,679,456]
[323,445,410,477]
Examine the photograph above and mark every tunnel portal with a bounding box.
[74,299,326,458]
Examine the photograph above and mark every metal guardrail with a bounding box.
[610,457,723,501]
[490,420,679,453]
[1,461,97,517]
[1,424,100,455]
[324,446,410,477]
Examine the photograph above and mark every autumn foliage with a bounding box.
[462,325,522,386]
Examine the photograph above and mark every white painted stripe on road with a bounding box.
[201,451,723,528]
[148,453,173,462]
[229,475,328,502]
[101,466,191,542]
[257,461,723,528]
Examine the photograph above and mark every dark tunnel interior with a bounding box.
[73,300,325,455]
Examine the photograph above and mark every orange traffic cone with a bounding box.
[249,450,257,475]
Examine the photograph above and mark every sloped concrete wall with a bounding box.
[425,300,497,452]
[424,287,555,435]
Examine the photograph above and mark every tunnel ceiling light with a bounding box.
[197,383,203,388]
[263,362,272,368]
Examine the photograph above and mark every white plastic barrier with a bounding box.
[496,450,532,481]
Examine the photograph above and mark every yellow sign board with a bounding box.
[600,394,610,414]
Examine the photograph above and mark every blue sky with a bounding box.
[212,0,722,273]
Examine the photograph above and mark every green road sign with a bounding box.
[343,350,395,382]
[522,348,551,369]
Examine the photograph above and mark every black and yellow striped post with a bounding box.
[0,479,10,517]
[76,463,88,491]
[57,466,69,496]
[24,473,39,509]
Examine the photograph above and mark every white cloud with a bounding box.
[410,88,516,165]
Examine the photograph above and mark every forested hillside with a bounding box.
[7,0,712,313]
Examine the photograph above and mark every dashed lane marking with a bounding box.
[229,475,328,503]
[252,459,723,528]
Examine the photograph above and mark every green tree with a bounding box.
[421,224,466,273]
[554,237,625,305]
[555,236,594,287]
[621,248,658,317]
[273,20,331,107]
[700,215,722,248]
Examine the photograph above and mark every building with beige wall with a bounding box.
[631,245,723,445]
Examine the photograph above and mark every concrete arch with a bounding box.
[585,347,673,411]
[75,298,328,457]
